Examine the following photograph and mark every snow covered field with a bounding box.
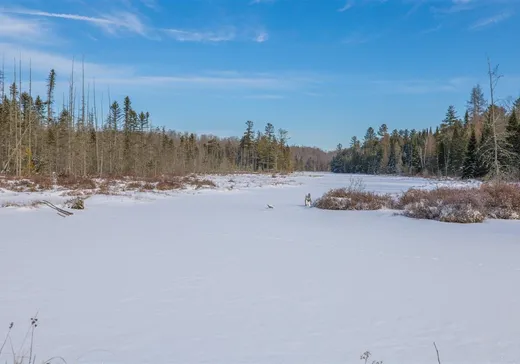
[1,173,519,364]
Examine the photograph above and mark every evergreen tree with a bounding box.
[239,120,255,168]
[450,120,466,176]
[462,127,478,179]
[46,69,56,125]
[514,97,520,112]
[475,122,492,177]
[441,105,458,129]
[505,109,520,167]
[463,110,470,127]
[466,84,487,123]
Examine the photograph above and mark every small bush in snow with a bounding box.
[314,176,393,211]
[398,183,520,223]
[317,179,520,223]
[399,187,486,223]
[183,176,216,189]
[57,175,97,190]
[480,182,520,220]
[156,179,184,191]
[313,188,393,211]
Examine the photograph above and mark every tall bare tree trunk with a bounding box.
[68,57,74,175]
[487,57,501,178]
[28,59,32,175]
[82,56,87,177]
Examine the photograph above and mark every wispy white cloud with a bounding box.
[255,31,269,43]
[0,13,51,42]
[163,28,235,42]
[338,1,354,12]
[1,7,264,43]
[249,0,276,4]
[371,77,475,94]
[243,94,284,99]
[2,9,113,25]
[342,31,382,45]
[100,75,287,89]
[0,42,133,79]
[430,3,474,14]
[0,41,319,95]
[1,8,150,37]
[140,0,160,10]
[469,10,514,29]
[419,23,442,34]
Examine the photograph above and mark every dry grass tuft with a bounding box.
[313,188,393,210]
[313,177,393,211]
[156,179,184,191]
[400,188,486,223]
[57,175,97,190]
[315,178,520,224]
[1,200,43,209]
[480,182,520,219]
[398,183,520,223]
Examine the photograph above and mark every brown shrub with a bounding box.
[156,180,183,191]
[141,182,155,190]
[179,175,216,189]
[1,200,43,208]
[397,183,520,223]
[31,175,53,190]
[480,182,520,219]
[314,188,393,211]
[191,178,216,189]
[57,175,97,190]
[126,182,143,190]
[97,182,113,195]
[399,187,487,223]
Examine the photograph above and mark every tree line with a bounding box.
[0,62,329,178]
[331,63,520,180]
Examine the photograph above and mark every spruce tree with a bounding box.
[466,84,487,123]
[463,110,470,127]
[475,122,492,178]
[450,120,466,176]
[505,109,519,158]
[441,105,458,129]
[462,127,478,179]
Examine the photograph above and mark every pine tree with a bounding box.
[475,122,492,178]
[466,84,486,123]
[514,97,520,112]
[239,120,255,168]
[462,127,478,179]
[441,105,458,129]
[505,109,520,168]
[450,120,466,176]
[46,69,56,125]
[463,110,470,127]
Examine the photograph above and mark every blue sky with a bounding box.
[1,0,520,150]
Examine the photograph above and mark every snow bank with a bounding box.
[1,173,519,364]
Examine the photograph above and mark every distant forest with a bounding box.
[332,65,520,180]
[0,63,332,178]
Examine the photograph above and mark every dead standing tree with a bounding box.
[488,57,501,178]
[483,57,514,179]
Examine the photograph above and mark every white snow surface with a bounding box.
[1,173,519,364]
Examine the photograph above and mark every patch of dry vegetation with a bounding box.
[480,182,520,219]
[0,173,218,195]
[315,178,520,224]
[399,187,486,223]
[313,188,393,210]
[1,200,43,209]
[56,175,97,190]
[313,177,394,211]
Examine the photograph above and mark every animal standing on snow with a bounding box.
[304,193,312,207]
